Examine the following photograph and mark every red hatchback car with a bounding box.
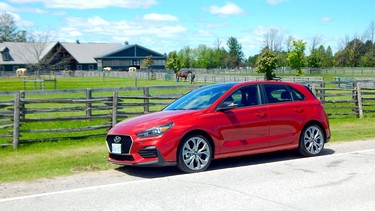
[106,81,330,173]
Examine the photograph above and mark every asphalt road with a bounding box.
[1,140,375,210]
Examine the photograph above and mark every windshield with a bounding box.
[164,83,236,110]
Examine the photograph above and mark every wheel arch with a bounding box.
[177,129,215,158]
[302,120,327,142]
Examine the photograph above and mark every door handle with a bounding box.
[256,112,267,117]
[294,108,304,113]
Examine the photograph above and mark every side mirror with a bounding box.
[217,101,238,111]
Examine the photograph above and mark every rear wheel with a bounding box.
[177,134,212,173]
[298,124,325,157]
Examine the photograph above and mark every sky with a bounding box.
[1,0,374,58]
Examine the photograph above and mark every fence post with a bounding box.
[112,91,118,127]
[19,91,26,121]
[320,82,325,102]
[13,92,20,149]
[143,87,150,113]
[86,88,92,117]
[311,85,317,96]
[356,84,363,118]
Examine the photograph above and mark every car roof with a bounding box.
[230,80,301,88]
[202,80,303,89]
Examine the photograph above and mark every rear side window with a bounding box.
[290,87,305,101]
[263,84,305,104]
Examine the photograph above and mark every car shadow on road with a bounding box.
[115,147,336,179]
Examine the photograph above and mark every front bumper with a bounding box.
[108,146,176,167]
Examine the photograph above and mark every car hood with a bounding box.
[108,110,200,135]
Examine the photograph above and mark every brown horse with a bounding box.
[176,70,192,82]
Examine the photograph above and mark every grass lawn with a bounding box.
[1,75,375,183]
[1,115,374,183]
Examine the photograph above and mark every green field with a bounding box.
[1,75,375,183]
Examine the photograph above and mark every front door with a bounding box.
[213,85,270,154]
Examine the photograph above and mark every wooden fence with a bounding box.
[1,82,375,149]
[0,85,197,149]
[74,71,324,84]
[308,81,375,118]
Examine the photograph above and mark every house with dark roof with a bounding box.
[0,41,166,72]
[0,42,55,71]
[95,43,167,70]
[44,42,122,71]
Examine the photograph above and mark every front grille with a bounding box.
[109,153,135,161]
[139,147,158,158]
[106,135,132,154]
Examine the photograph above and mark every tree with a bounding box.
[284,36,294,53]
[247,54,259,68]
[165,51,182,73]
[322,46,334,67]
[365,21,375,57]
[178,46,194,68]
[310,35,323,52]
[18,27,57,76]
[0,12,27,42]
[287,40,306,75]
[263,28,283,52]
[213,47,227,68]
[256,48,278,80]
[226,37,244,68]
[141,55,153,70]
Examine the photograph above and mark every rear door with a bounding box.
[262,84,307,146]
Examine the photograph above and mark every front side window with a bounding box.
[222,85,260,108]
[164,83,236,110]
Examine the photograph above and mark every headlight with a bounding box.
[137,122,174,138]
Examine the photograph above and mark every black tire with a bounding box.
[298,124,325,157]
[177,133,212,173]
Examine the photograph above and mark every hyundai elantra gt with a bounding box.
[106,81,330,173]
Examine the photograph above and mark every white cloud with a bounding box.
[254,26,272,36]
[321,16,333,23]
[60,27,82,37]
[87,16,110,26]
[8,0,157,9]
[60,15,187,40]
[0,2,17,11]
[143,13,178,22]
[156,25,187,38]
[208,2,245,17]
[22,7,49,14]
[196,29,211,37]
[201,22,229,29]
[266,0,288,5]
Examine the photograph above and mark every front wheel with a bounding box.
[177,134,212,173]
[298,124,325,157]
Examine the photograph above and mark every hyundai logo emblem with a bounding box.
[114,136,122,143]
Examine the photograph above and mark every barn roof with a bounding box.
[59,42,122,64]
[0,42,56,64]
[95,44,166,59]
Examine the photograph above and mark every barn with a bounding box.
[0,41,166,72]
[95,43,167,71]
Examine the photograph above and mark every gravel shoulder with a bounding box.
[1,139,375,199]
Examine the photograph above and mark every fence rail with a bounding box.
[0,85,197,149]
[1,82,375,149]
